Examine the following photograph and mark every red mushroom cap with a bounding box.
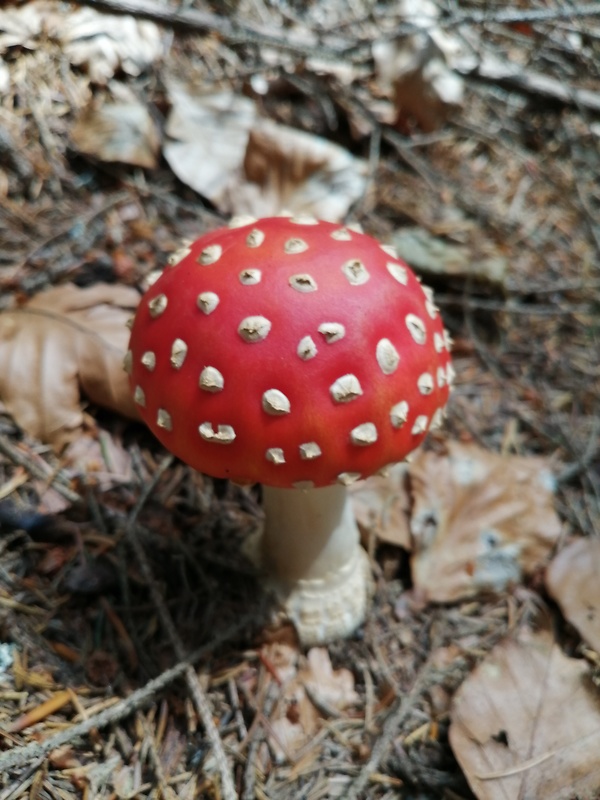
[127,216,452,488]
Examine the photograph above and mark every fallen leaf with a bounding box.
[60,429,132,492]
[53,6,164,84]
[300,647,360,711]
[372,0,463,132]
[163,85,367,221]
[350,464,412,549]
[237,118,367,220]
[265,645,360,761]
[408,442,561,602]
[0,283,141,447]
[71,89,160,168]
[450,626,600,800]
[163,86,257,207]
[391,226,508,287]
[546,537,600,652]
[0,2,45,51]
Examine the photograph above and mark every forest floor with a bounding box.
[0,1,599,799]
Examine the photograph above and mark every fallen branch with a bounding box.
[459,59,600,114]
[444,3,600,28]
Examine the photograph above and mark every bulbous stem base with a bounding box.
[246,484,372,646]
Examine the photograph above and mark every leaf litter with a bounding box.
[450,625,600,800]
[408,441,562,602]
[0,0,598,798]
[0,282,140,447]
[546,537,600,653]
[163,84,367,221]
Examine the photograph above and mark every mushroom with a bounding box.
[127,216,453,645]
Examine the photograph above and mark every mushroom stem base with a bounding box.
[246,484,372,646]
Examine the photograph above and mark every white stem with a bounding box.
[262,484,358,582]
[255,484,371,645]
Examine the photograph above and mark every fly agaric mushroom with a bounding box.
[126,216,452,645]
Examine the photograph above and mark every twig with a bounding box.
[125,455,238,800]
[10,190,132,285]
[334,89,440,191]
[0,434,81,505]
[443,4,600,28]
[345,662,435,800]
[137,711,173,800]
[458,60,600,114]
[0,756,45,800]
[0,610,255,772]
[242,681,280,800]
[74,0,359,61]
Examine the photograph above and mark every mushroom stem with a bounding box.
[258,484,371,645]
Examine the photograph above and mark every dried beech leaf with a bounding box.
[450,627,600,800]
[163,87,257,205]
[71,94,160,168]
[235,118,367,220]
[350,464,412,549]
[546,538,600,653]
[264,645,360,762]
[54,7,164,84]
[0,2,45,51]
[163,85,367,221]
[391,227,508,287]
[0,283,140,447]
[373,0,464,132]
[62,431,132,492]
[409,442,561,602]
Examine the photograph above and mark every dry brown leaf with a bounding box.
[0,2,163,84]
[71,88,161,168]
[391,227,508,287]
[264,645,360,762]
[0,2,45,51]
[546,537,600,653]
[350,464,412,549]
[236,118,367,220]
[450,626,600,800]
[408,442,561,602]
[0,283,140,447]
[163,85,366,221]
[53,6,164,84]
[61,430,132,492]
[163,86,257,206]
[372,0,463,132]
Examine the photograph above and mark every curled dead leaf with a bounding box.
[373,0,464,133]
[450,627,600,800]
[546,537,600,653]
[163,87,257,208]
[162,85,367,221]
[71,90,161,168]
[0,2,45,51]
[0,283,141,448]
[408,442,561,602]
[262,645,360,762]
[350,464,412,549]
[54,6,164,84]
[236,118,367,220]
